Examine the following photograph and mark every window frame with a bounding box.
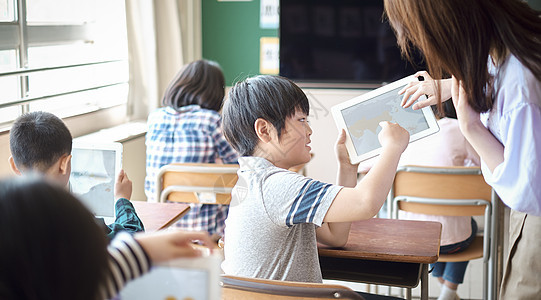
[0,0,130,131]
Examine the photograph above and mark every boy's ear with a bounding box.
[254,118,273,143]
[58,154,72,175]
[8,156,21,175]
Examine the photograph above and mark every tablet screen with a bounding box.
[340,86,429,156]
[70,145,120,219]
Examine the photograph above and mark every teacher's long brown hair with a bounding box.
[384,0,541,113]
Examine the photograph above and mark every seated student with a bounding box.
[145,59,238,241]
[0,175,214,300]
[8,111,143,238]
[220,75,409,299]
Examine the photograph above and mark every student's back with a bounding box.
[145,60,238,240]
[8,111,144,239]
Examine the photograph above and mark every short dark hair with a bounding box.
[10,111,73,172]
[162,59,225,112]
[0,175,109,300]
[222,75,309,156]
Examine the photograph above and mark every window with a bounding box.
[0,0,129,127]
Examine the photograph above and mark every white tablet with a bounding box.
[331,75,439,164]
[70,141,123,223]
[119,253,222,300]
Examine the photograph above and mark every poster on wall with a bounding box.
[260,0,279,29]
[260,37,279,74]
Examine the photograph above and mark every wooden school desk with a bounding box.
[318,218,442,300]
[132,201,190,233]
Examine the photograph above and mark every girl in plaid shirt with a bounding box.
[145,60,238,241]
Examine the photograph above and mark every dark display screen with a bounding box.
[279,0,425,87]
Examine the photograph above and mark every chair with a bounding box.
[389,165,500,300]
[155,163,239,204]
[221,275,365,300]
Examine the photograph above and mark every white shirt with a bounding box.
[481,55,541,216]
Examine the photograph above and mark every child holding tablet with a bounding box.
[9,111,144,239]
[221,75,408,299]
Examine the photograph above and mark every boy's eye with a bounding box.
[299,118,307,122]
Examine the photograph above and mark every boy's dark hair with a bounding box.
[222,75,309,156]
[9,111,72,172]
[162,59,225,112]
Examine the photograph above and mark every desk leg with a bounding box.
[421,264,428,300]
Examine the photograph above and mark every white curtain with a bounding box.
[124,0,202,120]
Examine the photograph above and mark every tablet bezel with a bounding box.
[70,140,123,222]
[331,75,439,164]
[119,253,222,300]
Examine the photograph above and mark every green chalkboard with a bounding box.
[202,0,278,86]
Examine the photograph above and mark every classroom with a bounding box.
[1,1,540,299]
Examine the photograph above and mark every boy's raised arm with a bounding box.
[334,130,360,188]
[316,130,358,247]
[323,121,409,223]
[114,169,132,200]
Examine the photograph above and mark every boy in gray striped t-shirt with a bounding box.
[221,75,409,284]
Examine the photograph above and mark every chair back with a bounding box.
[392,165,492,217]
[155,163,239,204]
[221,275,364,300]
[390,165,500,300]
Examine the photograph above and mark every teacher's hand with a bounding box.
[399,71,452,110]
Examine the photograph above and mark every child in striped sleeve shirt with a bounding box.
[221,75,409,289]
[0,176,214,300]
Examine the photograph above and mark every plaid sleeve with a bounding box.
[106,198,145,239]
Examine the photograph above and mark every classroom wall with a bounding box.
[202,0,278,86]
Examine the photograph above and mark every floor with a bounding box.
[324,257,484,300]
